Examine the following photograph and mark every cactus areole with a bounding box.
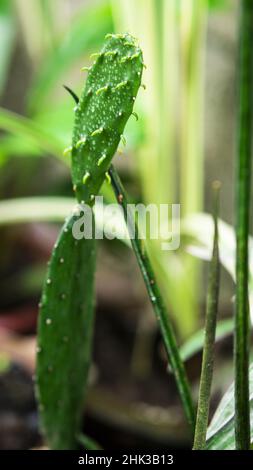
[36,33,143,449]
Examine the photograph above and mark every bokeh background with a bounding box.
[0,0,241,449]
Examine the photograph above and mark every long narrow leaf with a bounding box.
[206,363,253,449]
[234,0,253,449]
[193,182,220,449]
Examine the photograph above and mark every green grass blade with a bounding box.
[77,433,102,451]
[0,106,63,158]
[193,182,220,450]
[27,2,113,111]
[109,164,195,432]
[234,0,253,450]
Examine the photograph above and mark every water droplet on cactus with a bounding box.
[59,257,64,264]
[36,346,42,353]
[62,336,69,343]
[46,318,52,325]
[61,293,66,300]
[47,278,52,285]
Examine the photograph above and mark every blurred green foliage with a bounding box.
[0,0,230,338]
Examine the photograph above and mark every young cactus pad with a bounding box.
[36,33,143,449]
[71,33,143,203]
[36,214,96,449]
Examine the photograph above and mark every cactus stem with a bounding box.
[82,171,91,185]
[109,164,195,431]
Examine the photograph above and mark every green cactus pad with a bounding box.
[71,33,143,203]
[36,213,96,449]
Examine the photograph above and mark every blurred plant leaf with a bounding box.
[33,101,74,147]
[0,196,130,247]
[0,134,42,165]
[0,107,64,159]
[206,363,253,449]
[27,1,113,111]
[0,353,11,374]
[0,0,16,95]
[183,212,253,324]
[179,318,233,362]
[0,196,74,224]
[207,0,230,10]
[77,433,102,451]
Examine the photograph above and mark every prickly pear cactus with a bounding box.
[36,33,143,450]
[71,33,143,203]
[36,215,96,449]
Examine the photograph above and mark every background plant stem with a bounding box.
[234,0,253,450]
[193,182,220,450]
[109,164,195,432]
